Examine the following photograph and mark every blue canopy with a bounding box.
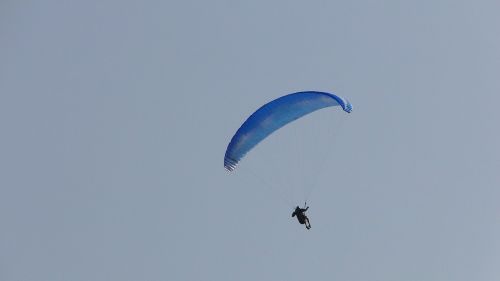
[224,91,352,171]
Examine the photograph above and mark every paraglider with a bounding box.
[292,204,311,230]
[223,91,352,230]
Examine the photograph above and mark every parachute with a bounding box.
[224,91,352,171]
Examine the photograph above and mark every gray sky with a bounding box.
[1,1,499,280]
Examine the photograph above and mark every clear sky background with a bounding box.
[1,1,499,280]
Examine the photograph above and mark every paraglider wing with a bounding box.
[224,91,352,171]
